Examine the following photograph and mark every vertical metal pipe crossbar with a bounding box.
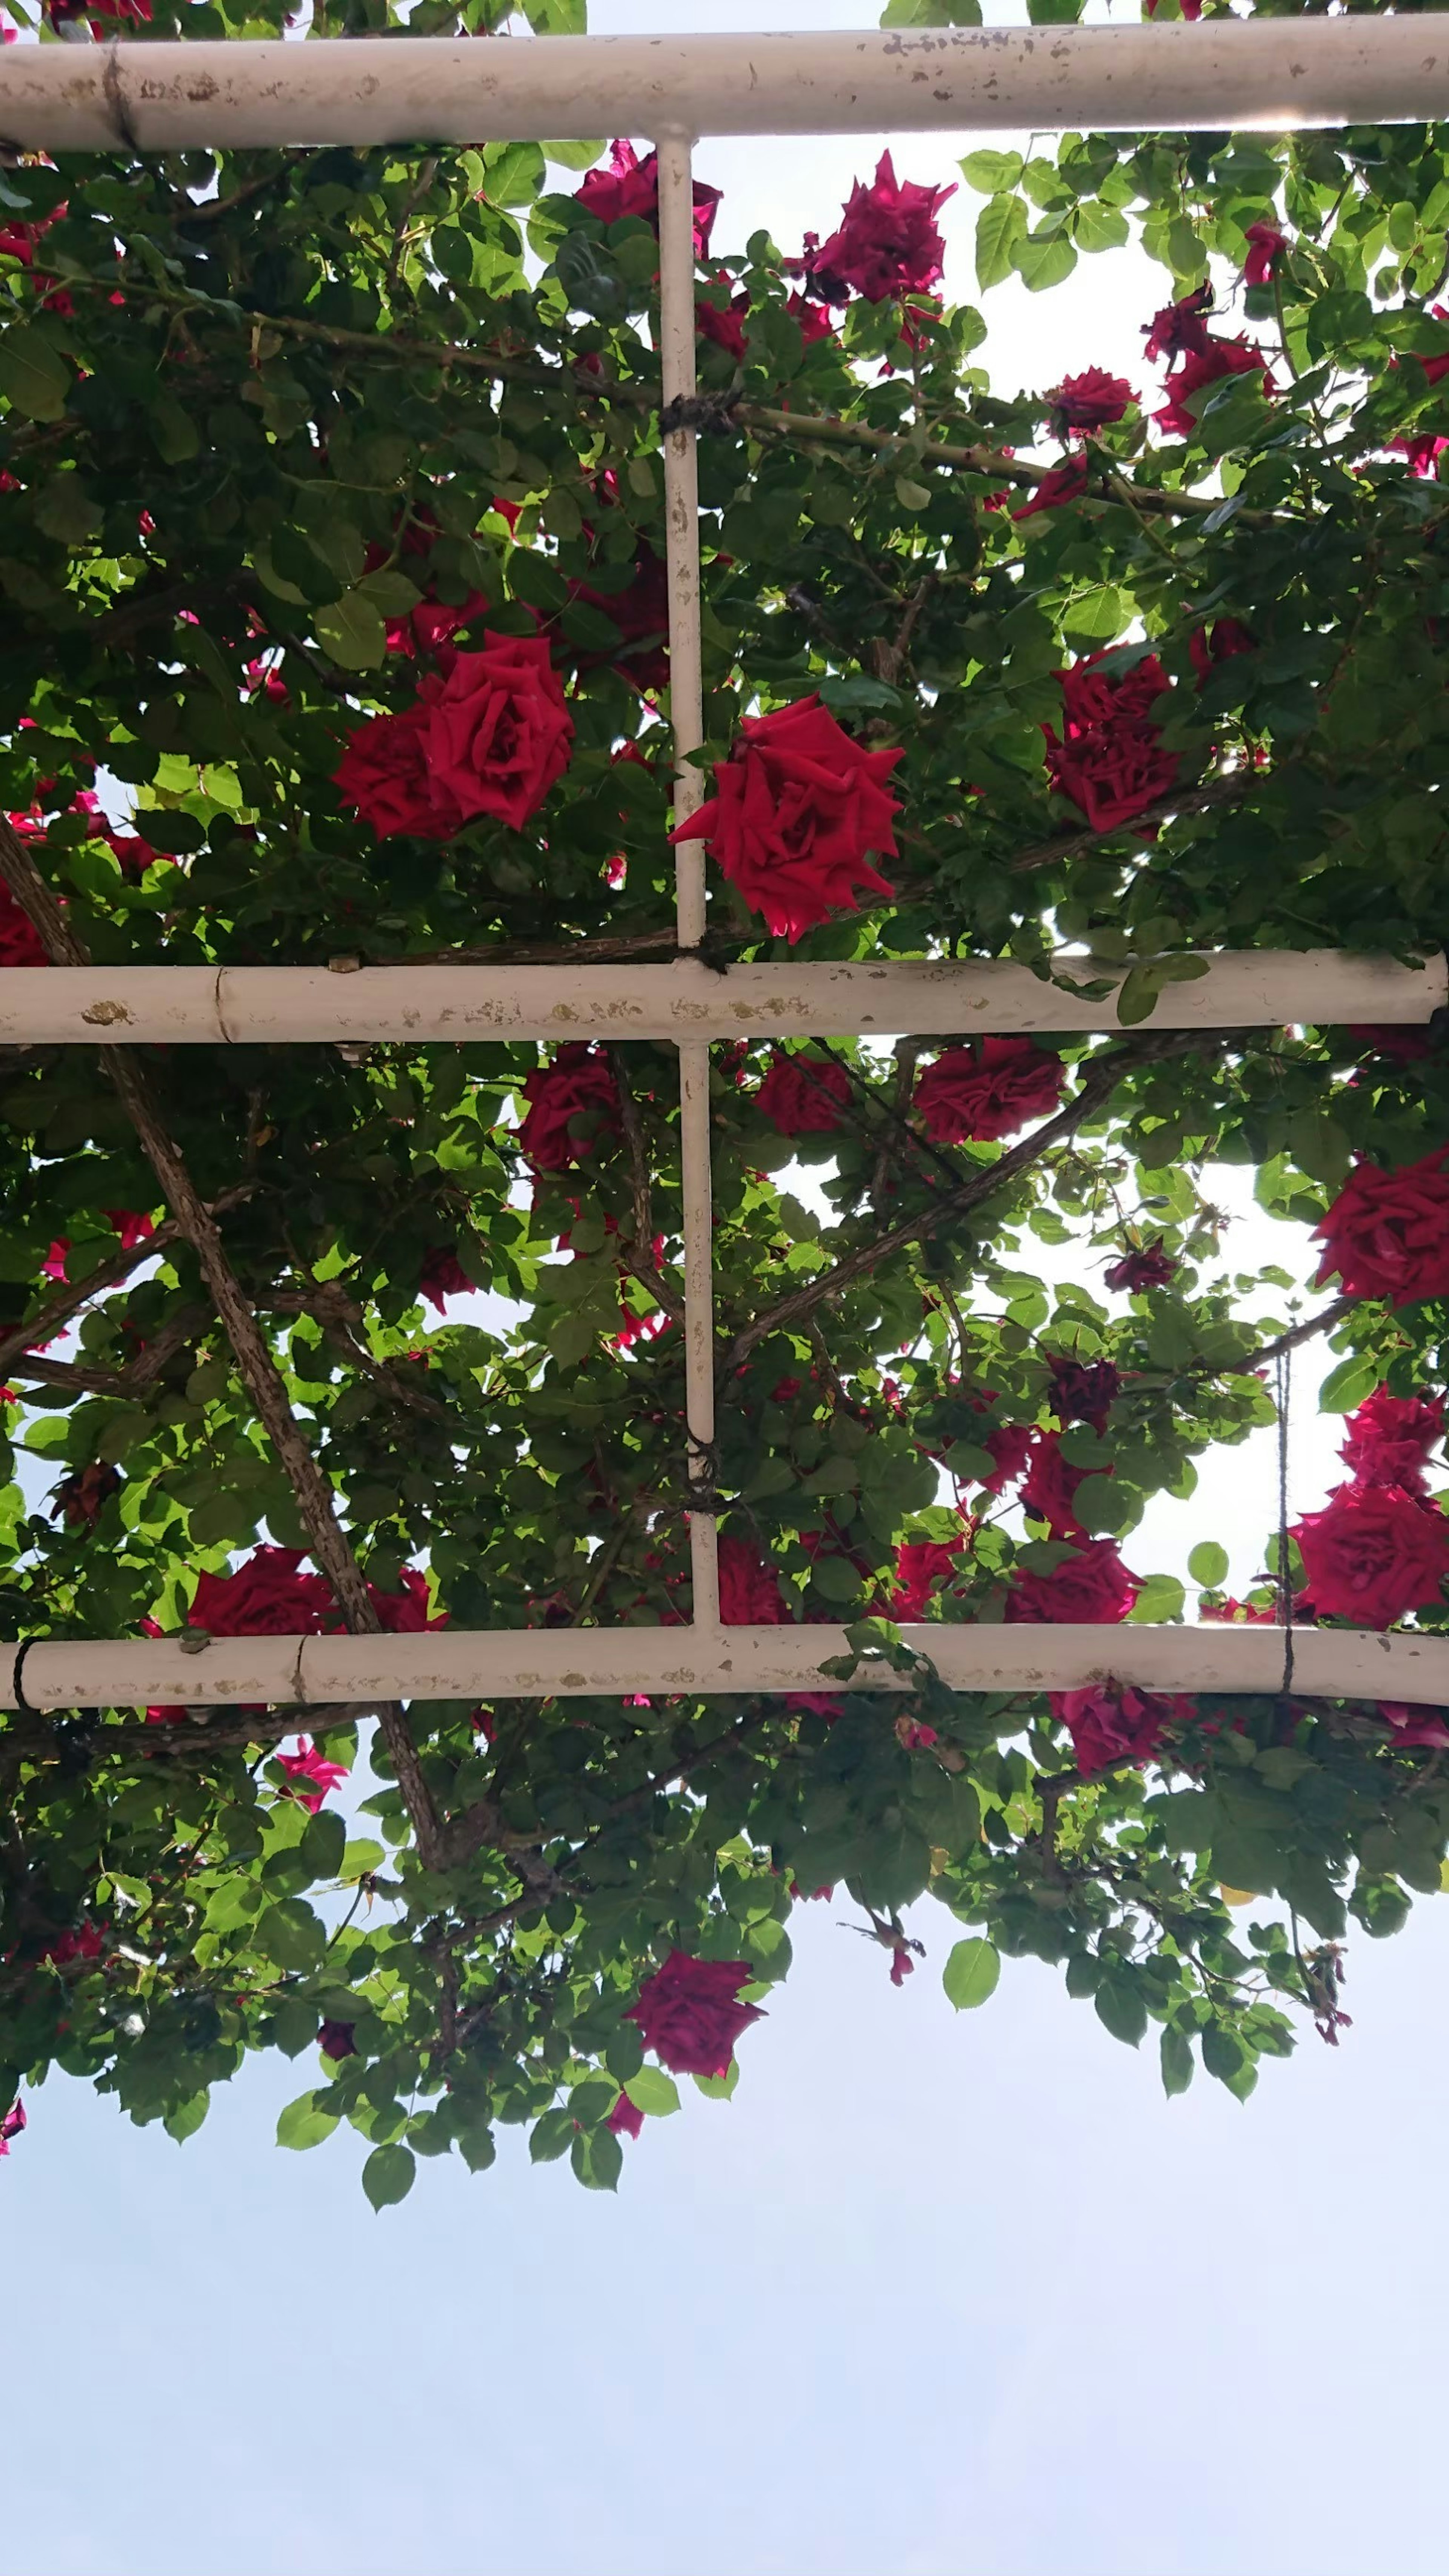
[656,131,719,1630]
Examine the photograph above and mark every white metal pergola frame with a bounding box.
[5,20,1449,1715]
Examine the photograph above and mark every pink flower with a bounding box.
[1244,221,1288,287]
[576,140,720,259]
[914,1038,1065,1144]
[755,1052,851,1136]
[805,151,955,304]
[718,1534,786,1624]
[0,2098,25,2157]
[41,1239,68,1284]
[275,1736,350,1814]
[606,2091,645,2140]
[894,1715,939,1751]
[1292,1485,1449,1629]
[1051,1681,1195,1775]
[626,1950,764,2078]
[671,694,900,945]
[1340,1388,1444,1494]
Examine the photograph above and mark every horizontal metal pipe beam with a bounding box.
[0,951,1437,1047]
[0,1623,1441,1711]
[0,23,1443,151]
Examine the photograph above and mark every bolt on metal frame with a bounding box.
[5,23,1449,1711]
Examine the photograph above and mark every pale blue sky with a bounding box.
[3,13,1437,2575]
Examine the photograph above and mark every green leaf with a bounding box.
[1160,2026,1195,2097]
[1014,227,1078,294]
[959,149,1023,196]
[0,326,69,422]
[1094,1974,1148,2048]
[529,2106,575,2162]
[1188,1541,1230,1589]
[943,1936,1001,2011]
[623,2065,681,2117]
[148,393,200,464]
[1130,1573,1186,1625]
[277,2091,340,2151]
[1318,1351,1380,1415]
[361,2142,417,2211]
[571,2123,623,2192]
[694,2061,739,2101]
[163,2091,209,2143]
[314,589,388,671]
[975,193,1026,293]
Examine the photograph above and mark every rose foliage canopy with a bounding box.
[8,0,1449,2203]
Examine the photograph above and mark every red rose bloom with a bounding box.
[787,291,837,346]
[420,1246,472,1311]
[914,1038,1065,1144]
[1048,1357,1120,1431]
[671,694,901,944]
[1349,1023,1433,1066]
[332,702,437,841]
[275,1737,350,1814]
[369,1570,446,1633]
[1104,1242,1178,1293]
[1142,284,1214,365]
[806,151,955,304]
[189,1547,335,1638]
[755,1052,851,1136]
[105,1209,154,1251]
[319,2019,358,2061]
[418,633,574,833]
[606,2090,645,2140]
[1292,1484,1449,1628]
[518,1044,620,1172]
[1049,368,1136,436]
[697,289,748,362]
[1375,1701,1449,1749]
[1155,339,1269,439]
[1020,1434,1096,1541]
[891,1535,967,1620]
[1199,1595,1280,1624]
[625,1949,764,2079]
[42,1921,104,1966]
[1006,1539,1139,1625]
[565,540,670,696]
[1189,619,1257,686]
[1051,1681,1195,1775]
[1244,221,1287,288]
[1340,1388,1444,1493]
[0,881,47,968]
[1044,651,1178,834]
[718,1534,786,1624]
[576,140,720,259]
[982,1419,1033,1494]
[1012,458,1090,521]
[1314,1149,1449,1306]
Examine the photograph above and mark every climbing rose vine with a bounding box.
[3,0,1449,2202]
